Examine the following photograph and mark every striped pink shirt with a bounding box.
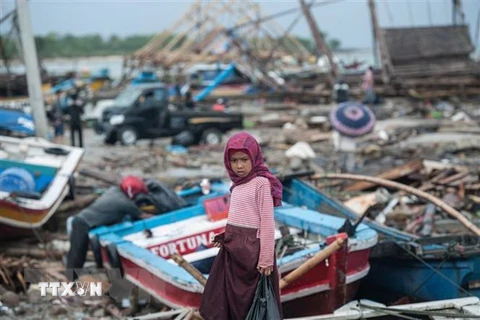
[227,176,275,268]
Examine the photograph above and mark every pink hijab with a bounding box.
[224,132,283,207]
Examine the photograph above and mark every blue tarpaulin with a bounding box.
[193,63,236,102]
[0,108,35,136]
[50,79,76,94]
[91,68,110,80]
[131,71,160,85]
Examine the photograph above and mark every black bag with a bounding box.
[135,179,188,214]
[245,275,281,320]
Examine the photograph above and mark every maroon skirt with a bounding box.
[199,224,282,320]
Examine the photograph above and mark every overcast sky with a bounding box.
[1,0,479,49]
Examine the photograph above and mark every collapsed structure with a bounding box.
[384,25,479,98]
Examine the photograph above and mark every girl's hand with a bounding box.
[258,266,273,276]
[211,233,225,248]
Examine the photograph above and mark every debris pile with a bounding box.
[318,159,480,237]
[0,96,479,319]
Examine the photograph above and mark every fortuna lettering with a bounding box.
[148,230,218,258]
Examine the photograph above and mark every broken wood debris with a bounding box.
[312,172,480,236]
[345,159,424,192]
[79,167,122,185]
[0,255,65,293]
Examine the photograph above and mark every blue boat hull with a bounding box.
[0,108,35,137]
[367,256,480,301]
[282,178,480,301]
[91,178,378,316]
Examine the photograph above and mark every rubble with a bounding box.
[0,96,478,319]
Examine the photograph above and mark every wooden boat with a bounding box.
[283,178,480,302]
[287,297,480,320]
[91,178,377,317]
[0,100,35,137]
[364,234,480,302]
[0,135,84,238]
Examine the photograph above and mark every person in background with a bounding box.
[212,98,226,112]
[66,175,153,280]
[332,78,350,103]
[330,102,376,173]
[174,79,182,102]
[200,132,283,320]
[66,88,85,147]
[362,66,376,106]
[50,89,65,144]
[185,90,195,110]
[332,130,357,173]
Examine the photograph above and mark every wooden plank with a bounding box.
[0,247,64,260]
[466,183,480,191]
[436,171,469,185]
[422,160,469,174]
[57,194,99,213]
[344,159,424,192]
[171,253,207,286]
[78,168,121,185]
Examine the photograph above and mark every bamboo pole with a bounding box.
[157,1,218,60]
[299,0,338,87]
[367,0,393,84]
[135,1,201,58]
[312,173,480,236]
[279,234,347,289]
[171,253,207,286]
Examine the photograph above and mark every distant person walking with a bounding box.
[185,90,195,110]
[362,66,376,106]
[66,89,84,148]
[51,90,65,144]
[330,102,376,173]
[212,98,226,112]
[333,78,350,103]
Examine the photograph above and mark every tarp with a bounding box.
[0,108,35,136]
[131,71,160,85]
[50,79,76,94]
[193,63,236,102]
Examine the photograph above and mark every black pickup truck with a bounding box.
[95,83,243,145]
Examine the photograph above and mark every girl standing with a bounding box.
[200,132,283,320]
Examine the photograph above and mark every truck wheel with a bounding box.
[202,128,222,145]
[118,126,138,145]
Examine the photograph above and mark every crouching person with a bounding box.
[66,175,153,280]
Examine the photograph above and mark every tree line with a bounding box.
[0,32,341,59]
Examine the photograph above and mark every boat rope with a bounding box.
[264,8,306,62]
[395,242,473,297]
[406,1,415,26]
[0,9,15,25]
[426,0,433,25]
[358,302,480,318]
[382,1,395,26]
[231,0,347,31]
[444,0,450,22]
[410,258,447,297]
